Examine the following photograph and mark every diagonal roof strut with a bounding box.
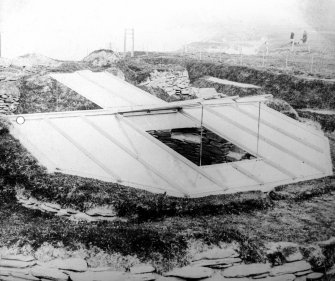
[117,113,229,192]
[80,115,189,196]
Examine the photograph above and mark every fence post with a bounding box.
[262,50,265,67]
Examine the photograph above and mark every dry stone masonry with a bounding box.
[0,82,20,114]
[140,69,196,99]
[1,232,334,281]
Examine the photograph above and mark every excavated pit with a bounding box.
[147,127,255,166]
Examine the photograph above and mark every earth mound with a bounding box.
[83,49,120,67]
[10,53,61,68]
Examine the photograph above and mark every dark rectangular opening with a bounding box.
[147,127,256,166]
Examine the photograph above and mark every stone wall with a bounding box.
[140,69,196,100]
[0,82,20,114]
[1,239,334,281]
[147,128,254,166]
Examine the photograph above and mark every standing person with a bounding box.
[290,32,295,43]
[290,32,295,51]
[302,30,308,43]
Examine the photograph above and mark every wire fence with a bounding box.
[179,43,335,78]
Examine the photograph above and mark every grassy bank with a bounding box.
[185,61,335,110]
[138,56,335,110]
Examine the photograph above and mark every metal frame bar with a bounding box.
[117,114,229,191]
[230,162,265,185]
[81,115,189,196]
[44,118,122,183]
[250,103,325,138]
[181,110,298,179]
[115,114,194,188]
[204,106,326,174]
[233,104,323,153]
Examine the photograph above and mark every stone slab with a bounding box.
[130,265,155,274]
[1,255,35,262]
[269,261,311,276]
[69,270,125,281]
[0,260,35,269]
[44,257,87,272]
[191,257,241,267]
[192,248,238,261]
[223,263,271,278]
[163,266,213,279]
[31,266,68,281]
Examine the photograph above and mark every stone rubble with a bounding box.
[11,196,335,281]
[15,194,124,223]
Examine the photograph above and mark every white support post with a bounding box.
[181,109,298,179]
[233,104,323,153]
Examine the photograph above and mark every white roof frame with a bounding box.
[6,71,332,197]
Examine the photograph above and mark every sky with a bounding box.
[0,0,330,60]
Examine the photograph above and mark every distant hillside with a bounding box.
[185,27,335,56]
